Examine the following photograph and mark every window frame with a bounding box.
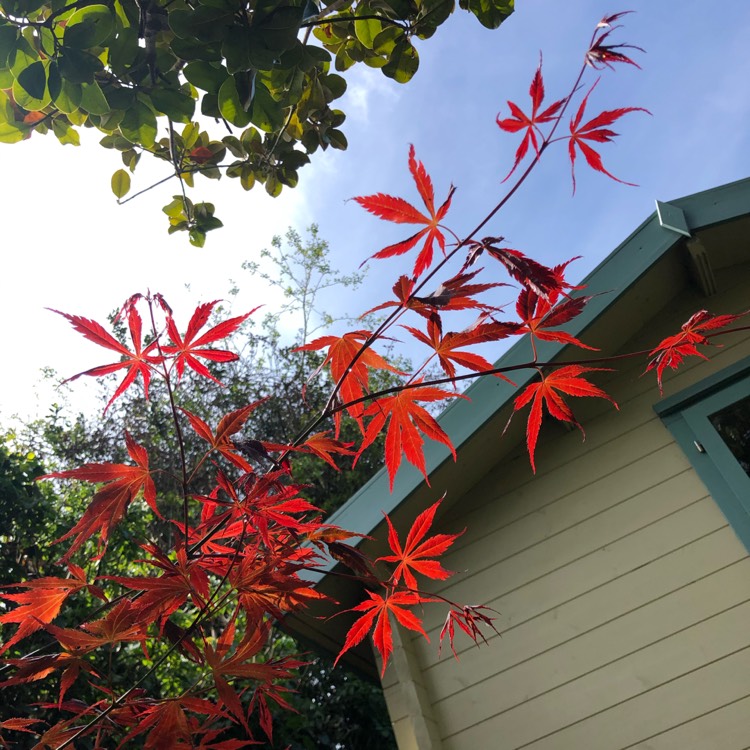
[654,356,750,550]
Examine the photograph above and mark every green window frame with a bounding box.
[654,356,750,551]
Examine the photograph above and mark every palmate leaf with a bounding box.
[496,59,565,181]
[163,301,259,383]
[568,80,649,193]
[354,145,455,278]
[335,590,429,676]
[357,385,459,490]
[510,365,617,471]
[295,330,404,432]
[0,564,99,654]
[40,431,158,562]
[586,12,644,70]
[377,499,462,590]
[50,305,161,413]
[404,314,518,383]
[646,309,749,393]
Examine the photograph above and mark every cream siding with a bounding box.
[381,263,750,749]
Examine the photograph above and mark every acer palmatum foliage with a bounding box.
[1,13,746,749]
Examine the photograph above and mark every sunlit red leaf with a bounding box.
[404,314,516,383]
[358,385,459,490]
[568,81,648,193]
[511,365,617,471]
[50,305,161,413]
[0,564,102,654]
[41,431,158,562]
[377,499,462,589]
[646,309,748,392]
[496,60,565,181]
[295,331,403,432]
[355,145,455,278]
[163,302,259,383]
[335,590,428,675]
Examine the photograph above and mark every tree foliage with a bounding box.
[0,0,513,244]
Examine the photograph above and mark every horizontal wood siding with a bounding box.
[407,265,750,750]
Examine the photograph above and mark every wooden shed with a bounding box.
[285,178,750,750]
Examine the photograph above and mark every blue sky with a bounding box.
[1,0,749,424]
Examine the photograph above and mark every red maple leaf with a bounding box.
[515,285,596,351]
[586,12,644,70]
[51,305,161,413]
[377,499,462,590]
[404,314,517,383]
[362,271,504,319]
[295,331,403,432]
[44,599,149,655]
[0,564,98,654]
[41,431,158,562]
[182,402,266,472]
[335,590,429,675]
[646,309,748,393]
[511,365,617,471]
[438,604,500,659]
[496,59,565,181]
[568,80,649,193]
[357,384,458,490]
[469,239,561,299]
[354,145,455,278]
[163,301,258,384]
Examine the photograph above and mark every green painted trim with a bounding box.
[658,368,750,551]
[655,356,750,416]
[314,178,750,580]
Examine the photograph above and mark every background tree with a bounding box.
[12,226,399,748]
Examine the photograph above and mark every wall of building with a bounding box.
[379,260,750,749]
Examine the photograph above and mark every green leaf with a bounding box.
[183,61,228,93]
[459,0,513,29]
[52,118,81,145]
[169,7,234,43]
[16,60,47,100]
[382,38,419,83]
[58,47,103,84]
[0,24,18,67]
[119,100,157,148]
[52,78,83,114]
[189,227,206,247]
[64,5,115,49]
[111,168,131,198]
[79,81,110,115]
[322,73,346,101]
[150,88,196,122]
[218,76,252,127]
[354,15,383,49]
[222,25,253,74]
[249,81,284,132]
[254,5,304,52]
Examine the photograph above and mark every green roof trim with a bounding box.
[312,177,750,582]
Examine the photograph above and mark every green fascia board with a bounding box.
[311,177,750,583]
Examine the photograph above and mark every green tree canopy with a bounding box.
[0,0,513,245]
